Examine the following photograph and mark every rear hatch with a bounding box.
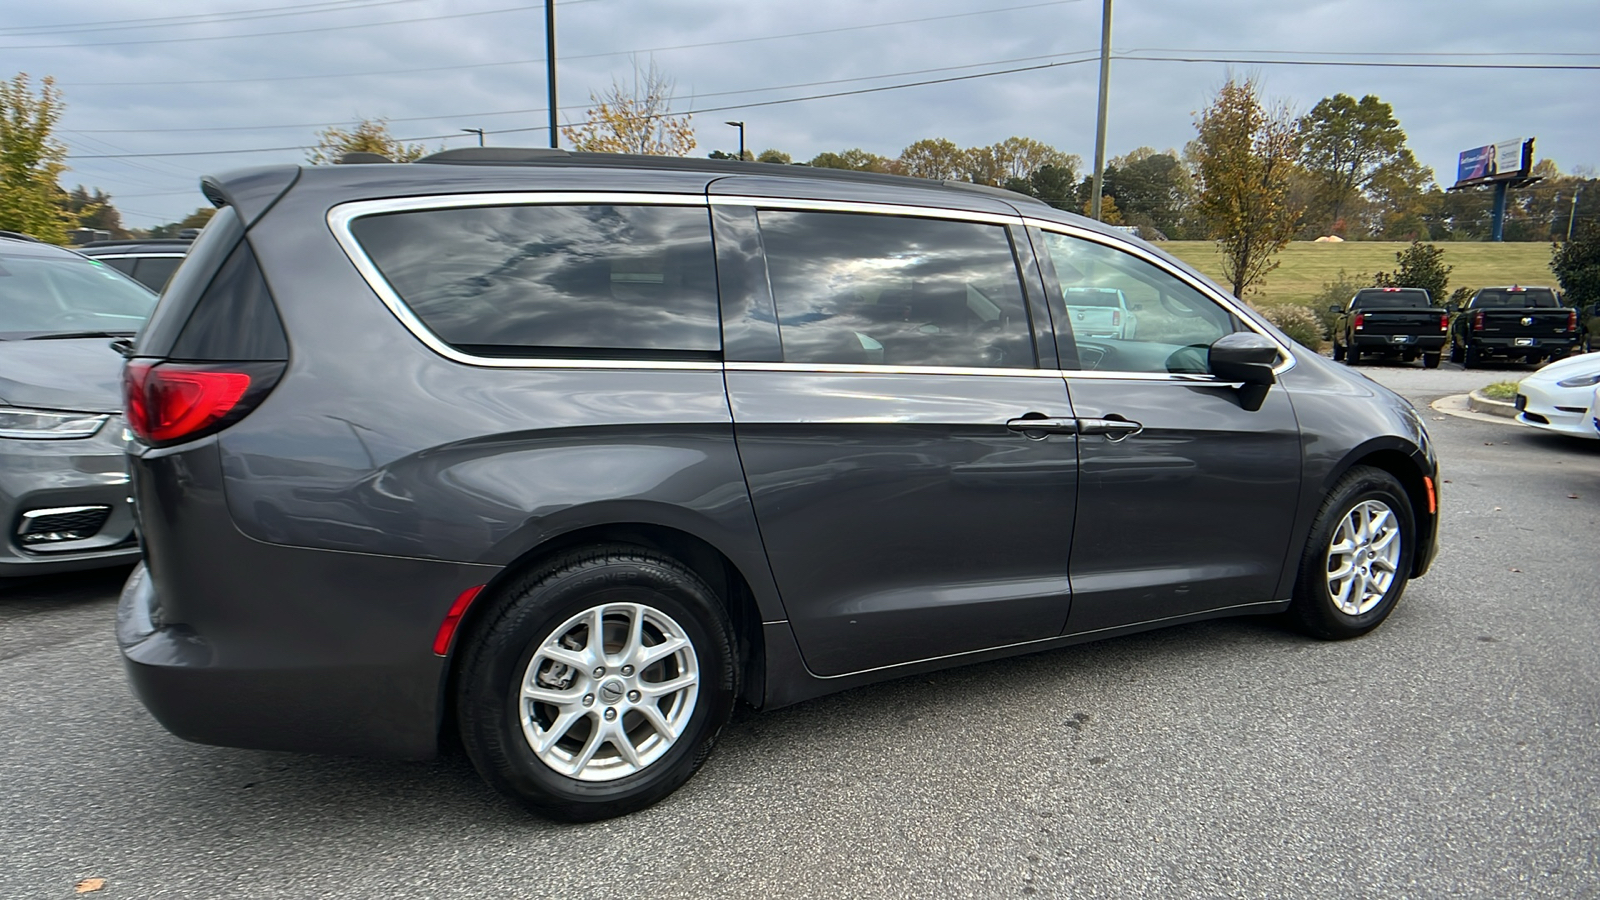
[1349,289,1446,341]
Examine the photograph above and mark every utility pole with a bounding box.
[1089,0,1113,221]
[1568,185,1582,242]
[546,0,558,149]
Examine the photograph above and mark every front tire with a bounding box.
[1289,466,1415,640]
[456,545,737,821]
[1345,344,1362,366]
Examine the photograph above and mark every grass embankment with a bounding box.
[1161,241,1556,308]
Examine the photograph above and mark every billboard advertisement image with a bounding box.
[1458,145,1493,183]
[1493,139,1528,177]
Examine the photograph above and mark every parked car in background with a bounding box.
[1579,301,1600,354]
[1061,286,1136,339]
[1449,286,1580,368]
[1329,287,1448,368]
[1514,351,1600,440]
[77,238,192,293]
[0,232,156,575]
[118,151,1438,822]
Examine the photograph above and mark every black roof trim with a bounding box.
[80,238,193,248]
[0,230,42,243]
[412,147,1048,206]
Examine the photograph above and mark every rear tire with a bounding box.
[456,545,737,821]
[1448,341,1463,364]
[1289,466,1415,640]
[1331,340,1345,362]
[1422,352,1441,369]
[1345,344,1362,366]
[1462,345,1480,369]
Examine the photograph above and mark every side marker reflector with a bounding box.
[1424,476,1437,515]
[433,585,485,656]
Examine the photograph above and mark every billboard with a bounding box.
[1454,138,1534,187]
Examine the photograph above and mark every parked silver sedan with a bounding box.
[0,233,156,575]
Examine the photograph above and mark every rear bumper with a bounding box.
[1350,334,1446,353]
[1468,337,1580,355]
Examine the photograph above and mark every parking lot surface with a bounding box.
[2,361,1596,899]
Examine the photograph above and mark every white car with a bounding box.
[1515,351,1600,439]
[1062,286,1137,340]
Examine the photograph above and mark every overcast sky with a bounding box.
[8,0,1597,228]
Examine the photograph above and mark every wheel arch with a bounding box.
[1321,441,1437,579]
[440,519,770,744]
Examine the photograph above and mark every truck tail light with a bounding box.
[124,360,285,447]
[1439,313,1450,331]
[1473,311,1484,332]
[1353,312,1366,331]
[1111,310,1121,327]
[1568,310,1578,333]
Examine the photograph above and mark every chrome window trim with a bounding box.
[725,361,1063,379]
[326,192,722,371]
[711,195,1024,228]
[1023,218,1298,377]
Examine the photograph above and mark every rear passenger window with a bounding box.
[757,210,1034,369]
[352,204,720,359]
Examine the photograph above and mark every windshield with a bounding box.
[1352,289,1430,309]
[0,253,157,337]
[1472,288,1561,309]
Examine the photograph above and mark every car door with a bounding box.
[714,195,1080,676]
[1031,225,1302,635]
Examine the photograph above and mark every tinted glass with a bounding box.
[353,204,720,358]
[102,258,137,276]
[1040,231,1238,374]
[132,256,184,292]
[1352,289,1429,308]
[170,240,288,361]
[1473,288,1560,308]
[0,253,156,337]
[758,210,1033,369]
[1063,288,1125,308]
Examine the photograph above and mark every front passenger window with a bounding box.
[1040,231,1238,374]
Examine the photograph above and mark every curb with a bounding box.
[1467,389,1519,419]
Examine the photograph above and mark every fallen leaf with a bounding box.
[1510,568,1522,573]
[1493,507,1502,511]
[1442,479,1452,483]
[1569,494,1580,499]
[75,879,105,894]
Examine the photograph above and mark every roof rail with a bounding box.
[0,230,42,242]
[80,238,193,248]
[411,147,1049,206]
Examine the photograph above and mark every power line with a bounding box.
[67,49,1103,134]
[0,0,427,37]
[1117,54,1600,71]
[56,0,1082,81]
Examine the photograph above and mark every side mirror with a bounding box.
[1210,333,1279,411]
[1327,304,1341,314]
[1446,302,1460,313]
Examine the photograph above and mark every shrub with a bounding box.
[1307,269,1369,338]
[1448,286,1475,308]
[1374,240,1451,302]
[1481,381,1518,401]
[1256,303,1325,351]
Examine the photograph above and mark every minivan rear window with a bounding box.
[352,204,721,359]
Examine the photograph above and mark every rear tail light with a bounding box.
[124,360,284,446]
[1568,310,1579,333]
[1473,311,1484,332]
[1439,313,1449,331]
[1353,312,1366,330]
[1111,310,1121,326]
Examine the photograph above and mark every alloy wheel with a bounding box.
[1324,499,1402,616]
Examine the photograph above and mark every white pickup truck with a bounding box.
[1062,286,1137,340]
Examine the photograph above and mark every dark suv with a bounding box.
[118,150,1439,821]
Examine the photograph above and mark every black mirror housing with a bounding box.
[1209,332,1279,386]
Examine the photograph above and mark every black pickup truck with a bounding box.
[1329,287,1449,368]
[1448,286,1580,367]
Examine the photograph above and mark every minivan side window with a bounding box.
[757,210,1035,369]
[1039,231,1238,374]
[352,204,720,359]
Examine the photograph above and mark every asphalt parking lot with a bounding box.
[2,360,1596,899]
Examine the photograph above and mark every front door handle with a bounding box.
[1077,416,1144,441]
[1006,416,1078,439]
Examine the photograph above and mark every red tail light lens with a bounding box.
[1439,313,1449,331]
[1111,310,1121,326]
[124,361,283,446]
[1353,312,1366,330]
[1473,311,1484,332]
[1568,310,1579,332]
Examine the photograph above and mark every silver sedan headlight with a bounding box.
[0,407,111,439]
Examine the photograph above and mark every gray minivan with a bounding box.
[117,151,1439,820]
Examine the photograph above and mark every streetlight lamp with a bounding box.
[725,121,745,161]
[462,128,485,147]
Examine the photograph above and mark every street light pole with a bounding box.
[462,128,485,147]
[1089,0,1113,221]
[546,0,558,149]
[726,121,745,160]
[1568,185,1581,242]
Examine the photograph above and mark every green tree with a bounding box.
[755,148,791,164]
[561,61,696,157]
[0,73,74,243]
[1298,94,1412,236]
[1107,148,1192,238]
[1190,77,1303,297]
[1551,221,1600,308]
[65,185,126,238]
[897,138,968,181]
[308,118,427,164]
[808,149,896,173]
[967,137,1075,187]
[1373,240,1451,302]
